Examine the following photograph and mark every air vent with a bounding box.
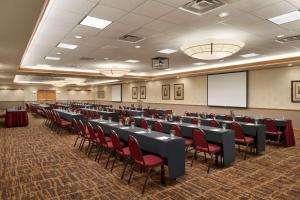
[119,34,145,43]
[152,57,169,70]
[80,57,95,61]
[276,35,300,43]
[179,0,225,15]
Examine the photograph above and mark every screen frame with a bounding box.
[111,84,122,102]
[207,71,248,108]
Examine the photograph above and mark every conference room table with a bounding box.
[55,104,70,109]
[5,109,29,128]
[133,116,235,166]
[89,119,186,179]
[53,109,86,123]
[144,109,172,116]
[81,108,119,122]
[215,115,295,147]
[32,103,51,110]
[115,109,144,116]
[181,116,266,153]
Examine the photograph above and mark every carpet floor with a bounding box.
[0,114,299,200]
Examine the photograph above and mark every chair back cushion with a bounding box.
[152,121,163,133]
[191,118,198,125]
[264,118,277,132]
[170,124,181,137]
[243,116,254,123]
[87,122,96,140]
[95,125,107,145]
[140,119,148,129]
[128,135,144,164]
[209,120,220,128]
[229,122,244,140]
[110,130,123,153]
[192,128,208,148]
[224,115,233,121]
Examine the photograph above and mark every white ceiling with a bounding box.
[2,0,300,84]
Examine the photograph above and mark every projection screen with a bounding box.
[111,84,122,102]
[207,72,247,108]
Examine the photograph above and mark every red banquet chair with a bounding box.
[264,118,282,144]
[229,122,255,160]
[224,115,233,121]
[209,120,220,128]
[127,135,165,194]
[170,124,193,151]
[78,120,91,151]
[191,128,222,173]
[110,130,131,179]
[140,119,148,129]
[191,118,198,125]
[94,126,114,167]
[54,112,72,134]
[152,121,163,133]
[243,116,254,123]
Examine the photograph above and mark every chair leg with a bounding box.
[105,150,112,169]
[238,145,240,153]
[121,159,129,180]
[128,164,135,185]
[204,153,207,162]
[86,141,91,154]
[244,144,248,160]
[73,135,80,147]
[142,169,151,194]
[110,154,118,172]
[88,144,94,157]
[191,150,197,167]
[207,153,213,174]
[95,146,101,161]
[160,164,165,185]
[97,148,104,162]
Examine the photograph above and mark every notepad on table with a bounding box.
[135,131,146,134]
[156,136,169,140]
[120,127,130,130]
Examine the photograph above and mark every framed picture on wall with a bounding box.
[174,84,184,100]
[140,86,146,99]
[132,87,138,99]
[162,84,170,100]
[291,80,300,102]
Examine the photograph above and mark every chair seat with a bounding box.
[104,141,113,149]
[138,154,164,167]
[266,131,282,136]
[105,136,111,142]
[121,147,130,157]
[61,120,71,126]
[185,139,193,146]
[235,136,254,144]
[196,143,222,153]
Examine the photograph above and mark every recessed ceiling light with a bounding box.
[268,10,300,25]
[45,56,61,61]
[74,35,83,39]
[219,60,224,62]
[104,58,109,60]
[125,60,140,63]
[135,45,141,48]
[218,12,229,18]
[193,62,206,65]
[57,43,78,50]
[277,34,285,38]
[165,68,172,71]
[288,63,293,66]
[158,49,177,54]
[80,16,112,29]
[240,53,259,58]
[56,52,62,55]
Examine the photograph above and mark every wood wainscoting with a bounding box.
[37,90,56,101]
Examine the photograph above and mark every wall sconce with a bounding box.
[56,90,61,94]
[32,90,37,94]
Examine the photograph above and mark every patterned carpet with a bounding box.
[0,114,299,200]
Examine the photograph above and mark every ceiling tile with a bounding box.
[159,9,200,25]
[52,0,97,15]
[154,0,190,8]
[118,13,153,26]
[143,20,175,32]
[231,0,282,12]
[99,0,146,11]
[251,1,296,19]
[89,5,128,21]
[133,0,174,18]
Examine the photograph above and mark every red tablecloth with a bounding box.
[285,120,296,147]
[5,110,29,128]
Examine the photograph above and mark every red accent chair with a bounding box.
[54,112,72,134]
[78,120,90,150]
[72,119,82,147]
[229,122,255,160]
[243,116,254,123]
[127,135,165,194]
[94,126,114,168]
[191,118,198,125]
[209,120,220,128]
[191,128,222,173]
[110,130,131,179]
[140,119,148,129]
[264,118,282,144]
[152,121,163,133]
[170,124,193,151]
[224,115,233,121]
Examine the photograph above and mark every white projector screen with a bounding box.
[111,84,122,102]
[207,72,247,108]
